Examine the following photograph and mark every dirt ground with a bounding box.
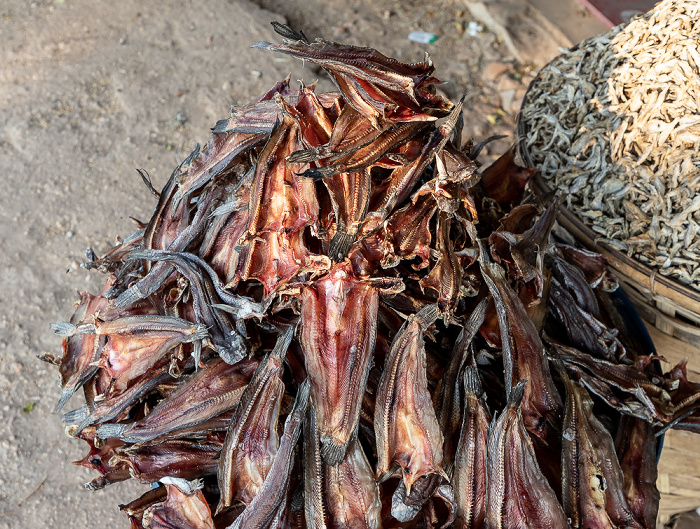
[0,0,549,527]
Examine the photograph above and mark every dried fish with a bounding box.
[375,304,444,492]
[96,357,257,443]
[48,23,700,529]
[300,263,398,465]
[217,329,291,513]
[453,367,489,529]
[557,362,644,529]
[485,381,568,529]
[522,0,700,290]
[228,380,309,529]
[141,479,215,529]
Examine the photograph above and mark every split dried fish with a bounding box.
[47,21,700,529]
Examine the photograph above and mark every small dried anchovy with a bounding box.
[48,20,700,529]
[521,0,700,290]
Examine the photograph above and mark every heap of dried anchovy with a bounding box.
[521,0,700,289]
[47,23,700,529]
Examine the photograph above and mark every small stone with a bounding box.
[499,89,516,112]
[495,76,521,92]
[482,62,511,81]
[65,230,74,238]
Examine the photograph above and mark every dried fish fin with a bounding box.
[304,403,327,529]
[270,21,309,44]
[454,367,489,529]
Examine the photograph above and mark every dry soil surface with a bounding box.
[0,0,532,527]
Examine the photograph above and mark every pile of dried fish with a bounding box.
[47,23,700,529]
[521,0,700,289]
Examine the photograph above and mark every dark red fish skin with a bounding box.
[375,304,444,492]
[367,100,463,223]
[217,349,286,513]
[245,114,319,239]
[294,83,337,144]
[172,132,265,211]
[380,195,437,270]
[479,146,535,206]
[326,70,391,129]
[208,203,250,284]
[453,368,489,529]
[556,243,618,291]
[419,212,463,316]
[299,262,381,465]
[548,339,672,422]
[199,168,252,281]
[615,416,660,529]
[559,367,645,529]
[236,228,331,298]
[110,357,258,443]
[324,167,372,262]
[73,427,125,477]
[254,38,449,126]
[548,278,622,362]
[324,440,383,529]
[480,262,563,441]
[120,486,169,529]
[485,383,568,529]
[142,484,215,529]
[298,121,426,179]
[92,316,208,393]
[662,360,700,422]
[496,204,538,235]
[75,363,175,434]
[547,255,601,319]
[228,381,309,529]
[142,151,194,271]
[290,104,382,165]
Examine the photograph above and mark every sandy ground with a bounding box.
[0,0,538,527]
